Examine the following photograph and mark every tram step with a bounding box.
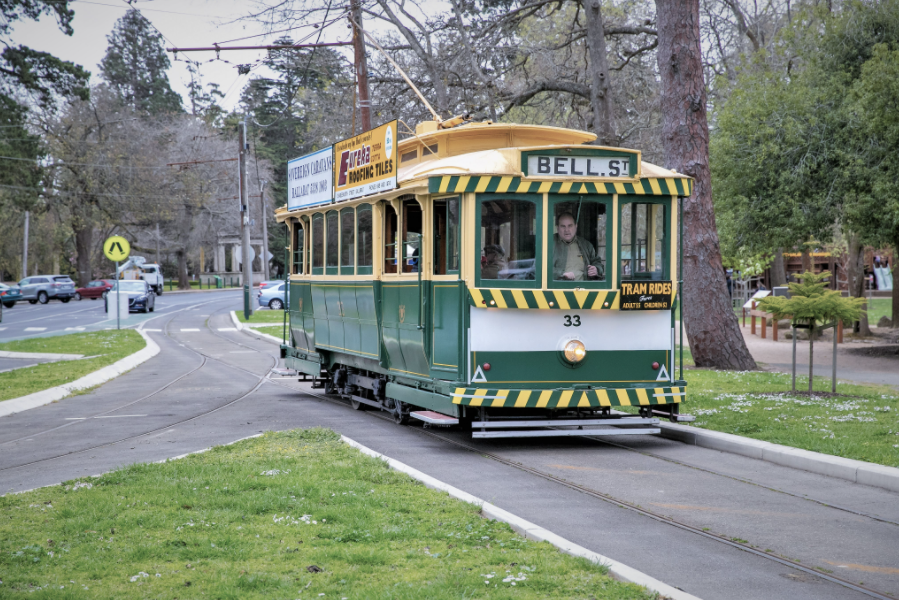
[473,417,658,429]
[410,411,459,425]
[472,427,661,439]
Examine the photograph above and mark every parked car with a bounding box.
[18,275,76,304]
[498,259,537,280]
[258,280,282,290]
[0,283,23,308]
[104,280,155,314]
[257,282,286,310]
[75,279,115,301]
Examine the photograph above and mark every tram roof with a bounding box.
[276,122,692,220]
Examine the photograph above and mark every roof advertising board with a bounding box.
[333,120,397,202]
[287,147,333,210]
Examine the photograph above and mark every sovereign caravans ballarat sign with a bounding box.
[334,120,397,202]
[288,147,333,210]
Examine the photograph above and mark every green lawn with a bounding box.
[683,370,899,467]
[868,297,892,325]
[0,330,145,402]
[252,325,284,338]
[235,309,285,324]
[0,429,653,600]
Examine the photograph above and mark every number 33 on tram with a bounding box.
[276,120,693,438]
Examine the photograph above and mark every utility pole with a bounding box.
[239,119,253,319]
[155,223,161,265]
[351,0,372,131]
[260,180,270,280]
[22,211,29,279]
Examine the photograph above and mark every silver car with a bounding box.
[18,275,76,304]
[257,281,286,310]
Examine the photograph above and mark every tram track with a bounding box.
[0,303,276,473]
[278,380,897,600]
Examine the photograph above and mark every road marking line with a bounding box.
[229,351,255,353]
[143,328,162,332]
[217,327,237,331]
[64,327,86,331]
[94,415,147,418]
[24,327,47,332]
[0,327,6,331]
[180,328,200,332]
[64,418,87,420]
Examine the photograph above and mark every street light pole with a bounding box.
[239,119,253,319]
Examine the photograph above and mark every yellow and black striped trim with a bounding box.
[428,175,693,196]
[451,386,685,408]
[469,288,620,309]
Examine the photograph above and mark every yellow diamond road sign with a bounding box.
[104,236,130,262]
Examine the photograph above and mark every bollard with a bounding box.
[761,315,767,339]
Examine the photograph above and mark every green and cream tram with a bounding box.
[276,120,691,438]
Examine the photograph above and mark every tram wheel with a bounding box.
[350,399,365,410]
[386,399,408,425]
[324,379,336,394]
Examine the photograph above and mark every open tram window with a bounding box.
[551,197,608,284]
[401,198,423,273]
[292,221,305,275]
[621,202,667,280]
[357,204,373,275]
[311,214,324,273]
[340,207,355,274]
[433,197,460,275]
[479,198,538,284]
[326,211,339,273]
[383,204,398,274]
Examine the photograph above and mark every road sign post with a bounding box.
[104,236,131,331]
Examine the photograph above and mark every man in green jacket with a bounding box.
[554,212,604,281]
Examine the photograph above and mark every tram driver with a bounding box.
[554,212,604,281]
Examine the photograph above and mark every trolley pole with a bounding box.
[351,0,372,131]
[239,119,253,320]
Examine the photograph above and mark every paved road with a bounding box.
[1,298,897,600]
[0,289,242,342]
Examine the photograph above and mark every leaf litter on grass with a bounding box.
[0,428,656,599]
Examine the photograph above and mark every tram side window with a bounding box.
[292,223,306,275]
[312,214,324,270]
[621,202,667,280]
[433,197,460,275]
[402,198,422,273]
[357,204,373,271]
[552,200,606,282]
[383,205,398,274]
[480,199,537,281]
[340,208,355,270]
[326,211,339,269]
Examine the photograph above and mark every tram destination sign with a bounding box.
[619,280,673,310]
[522,148,639,179]
[288,147,333,210]
[333,120,397,202]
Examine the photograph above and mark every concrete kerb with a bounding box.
[230,311,284,345]
[341,435,701,600]
[0,351,83,361]
[0,330,160,418]
[657,421,899,493]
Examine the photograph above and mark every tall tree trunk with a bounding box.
[847,234,871,335]
[655,0,756,370]
[73,213,93,288]
[771,248,787,287]
[583,0,617,146]
[801,247,813,273]
[177,249,190,290]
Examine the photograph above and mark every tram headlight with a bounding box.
[563,340,587,364]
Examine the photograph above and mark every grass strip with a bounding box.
[683,370,899,467]
[0,429,653,599]
[235,309,285,324]
[251,325,284,338]
[0,330,145,403]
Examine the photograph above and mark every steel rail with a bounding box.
[0,306,275,473]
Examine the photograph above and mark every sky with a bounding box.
[10,0,357,111]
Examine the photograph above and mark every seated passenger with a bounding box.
[481,244,506,279]
[553,212,604,281]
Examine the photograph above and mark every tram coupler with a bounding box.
[651,404,695,423]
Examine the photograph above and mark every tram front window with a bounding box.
[621,202,666,280]
[552,200,607,282]
[480,199,537,281]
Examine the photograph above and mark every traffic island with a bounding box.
[0,429,660,600]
